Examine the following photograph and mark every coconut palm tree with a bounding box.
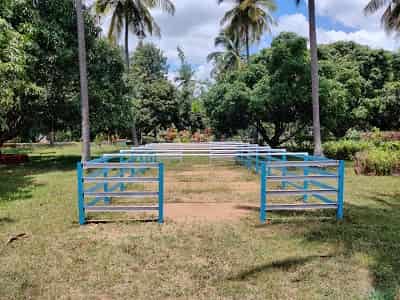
[218,0,276,62]
[96,0,174,146]
[295,0,322,156]
[96,0,175,70]
[207,32,243,76]
[364,0,400,33]
[76,0,91,161]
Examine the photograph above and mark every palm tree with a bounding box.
[76,0,91,161]
[218,0,276,62]
[96,0,175,70]
[96,0,174,146]
[364,0,400,33]
[295,0,322,156]
[207,32,243,76]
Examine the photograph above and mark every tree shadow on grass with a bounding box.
[228,255,334,281]
[0,155,80,205]
[303,199,400,299]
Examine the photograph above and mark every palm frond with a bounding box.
[364,0,391,14]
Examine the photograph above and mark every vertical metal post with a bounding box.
[260,162,267,223]
[119,157,125,191]
[77,162,86,225]
[130,151,135,177]
[255,145,259,173]
[337,160,345,220]
[158,163,164,224]
[103,168,110,204]
[281,154,287,189]
[303,155,309,202]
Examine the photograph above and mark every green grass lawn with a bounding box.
[1,144,399,299]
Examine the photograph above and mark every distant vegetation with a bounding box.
[0,0,399,155]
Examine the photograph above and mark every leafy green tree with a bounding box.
[87,39,132,137]
[251,32,311,146]
[1,0,131,144]
[218,0,276,62]
[0,17,43,147]
[128,43,179,138]
[204,81,252,137]
[357,82,400,130]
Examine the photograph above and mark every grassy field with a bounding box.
[1,144,400,299]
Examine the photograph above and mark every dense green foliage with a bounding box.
[205,34,400,146]
[128,43,179,138]
[0,0,130,144]
[0,1,399,151]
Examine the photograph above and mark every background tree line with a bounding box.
[0,0,399,150]
[205,32,400,147]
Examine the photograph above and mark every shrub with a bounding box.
[323,140,372,160]
[354,149,400,176]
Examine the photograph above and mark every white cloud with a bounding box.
[98,0,399,81]
[274,13,400,51]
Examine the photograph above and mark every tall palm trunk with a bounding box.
[124,13,130,69]
[75,0,91,161]
[245,27,250,63]
[124,14,139,146]
[308,0,323,156]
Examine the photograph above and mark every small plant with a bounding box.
[354,149,400,176]
[323,140,372,160]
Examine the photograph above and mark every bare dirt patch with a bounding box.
[165,202,258,222]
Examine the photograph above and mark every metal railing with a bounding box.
[77,156,164,225]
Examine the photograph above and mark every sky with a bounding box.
[99,0,400,81]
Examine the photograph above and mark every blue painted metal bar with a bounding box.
[260,162,267,223]
[86,197,104,207]
[309,180,337,191]
[119,157,125,191]
[306,167,337,176]
[77,162,85,225]
[158,163,164,224]
[281,154,287,189]
[103,168,110,204]
[255,145,259,173]
[285,181,304,190]
[303,156,309,202]
[84,183,104,193]
[312,193,336,204]
[108,183,120,192]
[337,160,345,220]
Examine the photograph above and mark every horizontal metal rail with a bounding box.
[266,189,337,196]
[121,148,285,153]
[266,174,338,182]
[266,161,339,168]
[83,162,159,169]
[84,191,158,198]
[83,177,159,183]
[103,152,309,158]
[265,203,337,211]
[85,205,159,212]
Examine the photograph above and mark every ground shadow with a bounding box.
[0,155,80,205]
[302,199,400,299]
[228,255,334,281]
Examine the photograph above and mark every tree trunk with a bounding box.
[308,0,323,156]
[75,0,91,161]
[131,120,139,146]
[124,14,140,146]
[124,13,130,70]
[245,27,250,63]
